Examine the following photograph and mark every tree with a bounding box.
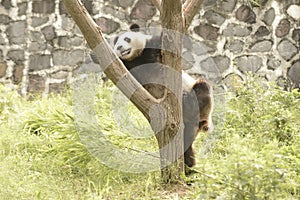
[63,0,204,183]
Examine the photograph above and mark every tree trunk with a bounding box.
[149,0,205,182]
[155,0,185,183]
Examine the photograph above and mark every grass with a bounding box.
[0,75,299,199]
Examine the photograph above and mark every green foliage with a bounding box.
[191,76,300,199]
[0,76,299,199]
[0,83,161,199]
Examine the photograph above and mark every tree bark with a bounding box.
[182,0,204,30]
[157,0,185,183]
[156,0,205,182]
[151,0,161,12]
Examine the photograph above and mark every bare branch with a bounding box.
[183,0,204,30]
[62,0,159,121]
[151,0,162,12]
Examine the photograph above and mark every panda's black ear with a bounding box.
[113,36,119,45]
[130,24,140,32]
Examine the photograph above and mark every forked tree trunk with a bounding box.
[63,0,204,184]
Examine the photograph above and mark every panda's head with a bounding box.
[113,24,152,61]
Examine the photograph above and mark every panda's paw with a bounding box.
[184,151,196,168]
[193,79,211,95]
[185,166,198,176]
[199,120,210,132]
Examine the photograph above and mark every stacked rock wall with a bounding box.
[0,0,299,95]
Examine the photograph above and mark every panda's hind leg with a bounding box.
[182,77,214,171]
[193,79,214,133]
[183,122,198,168]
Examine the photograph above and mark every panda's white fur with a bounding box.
[182,71,197,92]
[114,31,152,61]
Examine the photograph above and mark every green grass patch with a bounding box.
[0,75,299,199]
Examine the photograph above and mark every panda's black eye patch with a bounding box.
[124,37,131,43]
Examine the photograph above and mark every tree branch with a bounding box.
[182,0,204,30]
[151,0,161,13]
[63,0,159,121]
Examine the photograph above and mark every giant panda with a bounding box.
[94,24,214,168]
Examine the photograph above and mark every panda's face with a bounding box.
[113,31,152,61]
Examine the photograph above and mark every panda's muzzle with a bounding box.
[120,48,131,56]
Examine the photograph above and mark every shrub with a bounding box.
[191,76,300,199]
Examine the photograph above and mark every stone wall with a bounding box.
[0,0,299,95]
